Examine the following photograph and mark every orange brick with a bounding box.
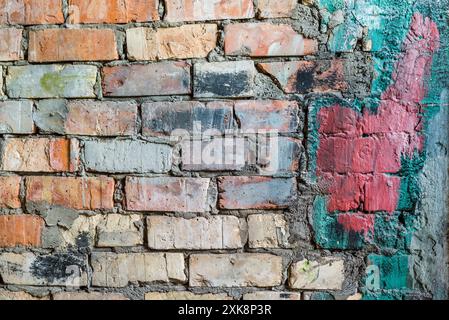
[0,28,23,61]
[0,215,43,247]
[29,29,118,62]
[164,0,254,22]
[67,0,159,24]
[0,176,21,208]
[0,0,64,25]
[224,23,318,57]
[25,176,115,210]
[127,24,217,60]
[1,138,79,172]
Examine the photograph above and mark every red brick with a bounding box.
[68,0,159,24]
[125,177,210,213]
[102,62,191,97]
[321,173,364,212]
[234,100,299,133]
[29,29,118,62]
[164,0,254,22]
[317,105,361,137]
[218,176,296,210]
[0,215,43,247]
[25,176,114,210]
[225,23,317,57]
[0,176,21,209]
[1,138,79,172]
[0,28,23,61]
[258,60,347,93]
[0,0,64,25]
[364,174,401,213]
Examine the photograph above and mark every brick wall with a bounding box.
[0,0,448,300]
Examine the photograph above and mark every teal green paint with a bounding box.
[367,254,411,290]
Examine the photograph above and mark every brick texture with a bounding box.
[0,0,445,302]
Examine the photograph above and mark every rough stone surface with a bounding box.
[0,176,21,208]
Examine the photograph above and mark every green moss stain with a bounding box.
[40,72,68,96]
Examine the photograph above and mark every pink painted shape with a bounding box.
[317,13,440,217]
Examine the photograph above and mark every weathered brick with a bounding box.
[34,100,138,136]
[194,61,256,98]
[0,215,43,247]
[364,174,401,212]
[0,0,64,25]
[26,176,114,210]
[243,291,301,300]
[6,65,97,98]
[0,66,3,96]
[145,292,232,300]
[164,0,254,22]
[142,101,234,136]
[0,100,33,134]
[218,176,296,210]
[102,62,191,97]
[248,214,289,248]
[289,258,345,290]
[53,292,129,300]
[317,134,406,174]
[0,289,49,300]
[258,137,302,174]
[0,252,88,286]
[234,100,299,133]
[1,138,79,172]
[190,254,283,287]
[84,140,172,173]
[0,28,23,61]
[67,0,159,24]
[181,137,256,171]
[257,0,297,18]
[127,24,217,60]
[29,29,118,62]
[0,176,21,208]
[147,215,245,250]
[96,214,143,247]
[225,23,317,57]
[125,177,210,212]
[59,214,143,248]
[91,252,186,287]
[258,60,348,93]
